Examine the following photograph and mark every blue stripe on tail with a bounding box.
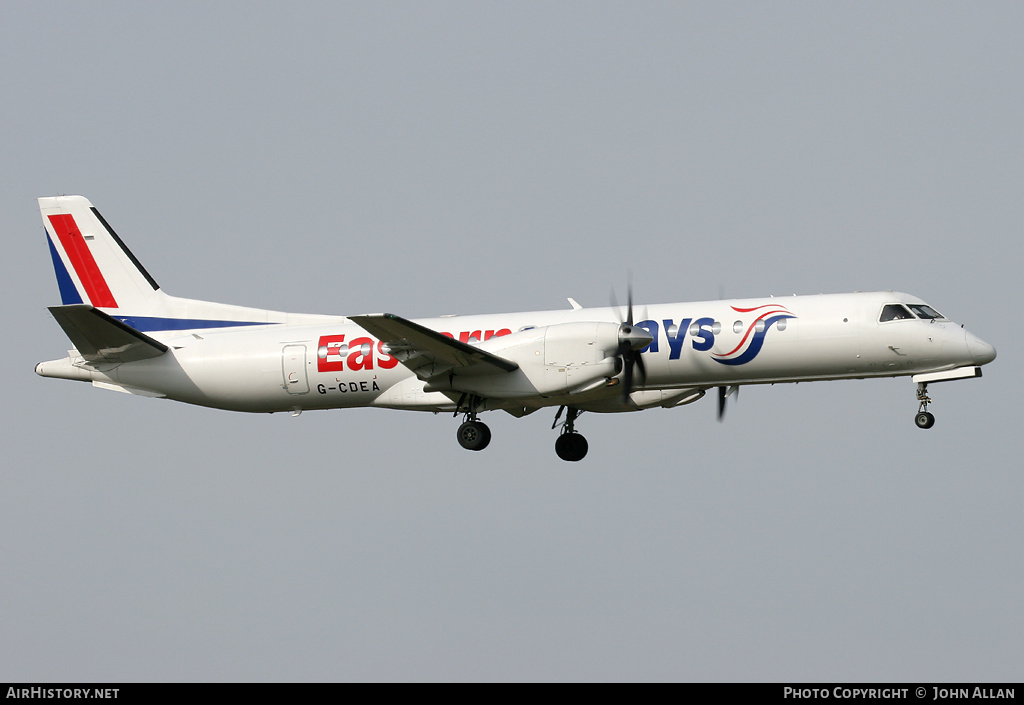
[112,316,272,332]
[47,235,83,305]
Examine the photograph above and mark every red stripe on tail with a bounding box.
[48,214,118,308]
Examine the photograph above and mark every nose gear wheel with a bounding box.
[914,383,936,429]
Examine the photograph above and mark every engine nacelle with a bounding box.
[579,387,706,413]
[425,321,624,399]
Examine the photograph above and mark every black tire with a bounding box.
[457,421,491,451]
[555,432,589,462]
[914,411,935,429]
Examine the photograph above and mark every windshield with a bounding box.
[907,304,945,320]
[879,304,915,322]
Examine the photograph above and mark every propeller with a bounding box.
[717,384,739,421]
[613,284,653,403]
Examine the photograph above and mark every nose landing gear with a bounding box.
[914,383,936,429]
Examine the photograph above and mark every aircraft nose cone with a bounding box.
[966,331,996,365]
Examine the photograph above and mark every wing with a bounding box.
[349,313,518,379]
[48,304,169,363]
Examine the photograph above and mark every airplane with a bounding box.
[34,195,996,461]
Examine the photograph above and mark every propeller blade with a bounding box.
[634,349,646,386]
[613,277,650,404]
[623,353,634,401]
[717,385,740,421]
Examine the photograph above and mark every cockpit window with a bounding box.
[907,304,944,320]
[879,304,915,322]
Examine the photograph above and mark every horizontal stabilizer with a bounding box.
[48,304,169,363]
[350,313,519,378]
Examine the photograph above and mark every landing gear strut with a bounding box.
[552,406,588,462]
[455,394,491,451]
[914,382,936,429]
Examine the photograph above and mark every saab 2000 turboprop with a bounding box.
[35,195,996,461]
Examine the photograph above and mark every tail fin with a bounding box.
[39,195,339,336]
[40,196,162,311]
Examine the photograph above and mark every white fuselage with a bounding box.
[62,291,992,415]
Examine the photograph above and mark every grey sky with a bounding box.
[2,1,1021,681]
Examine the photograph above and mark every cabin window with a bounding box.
[733,320,743,334]
[777,319,787,332]
[907,304,944,320]
[879,304,915,322]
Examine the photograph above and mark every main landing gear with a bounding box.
[552,405,588,462]
[457,419,491,450]
[914,382,936,429]
[455,394,491,451]
[452,396,589,461]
